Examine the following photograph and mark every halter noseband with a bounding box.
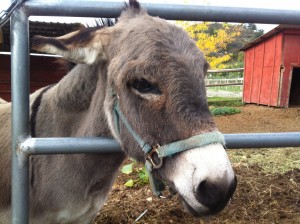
[112,96,225,196]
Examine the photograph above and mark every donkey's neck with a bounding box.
[34,63,111,138]
[54,64,100,112]
[29,63,125,221]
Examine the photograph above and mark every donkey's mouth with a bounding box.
[180,196,209,217]
[179,195,231,217]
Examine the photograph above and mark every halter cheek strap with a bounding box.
[113,99,225,196]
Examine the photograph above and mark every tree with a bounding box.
[181,22,241,69]
[178,22,264,74]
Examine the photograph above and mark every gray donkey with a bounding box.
[0,1,237,223]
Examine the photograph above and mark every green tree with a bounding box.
[178,22,264,75]
[181,22,240,69]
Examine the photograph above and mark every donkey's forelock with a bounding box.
[125,0,141,11]
[121,0,146,19]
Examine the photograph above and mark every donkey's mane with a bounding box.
[92,18,116,28]
[30,85,54,137]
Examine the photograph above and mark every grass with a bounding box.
[207,86,243,93]
[207,97,244,107]
[208,97,243,116]
[229,147,300,174]
[210,106,241,116]
[209,100,244,107]
[208,97,241,102]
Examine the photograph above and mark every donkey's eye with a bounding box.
[130,78,161,94]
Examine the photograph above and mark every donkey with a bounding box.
[0,1,237,223]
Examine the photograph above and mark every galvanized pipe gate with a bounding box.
[8,0,300,223]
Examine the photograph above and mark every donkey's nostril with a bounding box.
[196,177,237,213]
[196,180,223,209]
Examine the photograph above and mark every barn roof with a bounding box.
[0,21,83,52]
[241,24,300,51]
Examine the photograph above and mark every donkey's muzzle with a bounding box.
[195,175,237,215]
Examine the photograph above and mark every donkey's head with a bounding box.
[32,0,236,217]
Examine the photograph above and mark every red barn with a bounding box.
[0,53,69,101]
[241,25,300,107]
[0,21,83,101]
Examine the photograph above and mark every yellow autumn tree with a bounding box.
[178,22,241,69]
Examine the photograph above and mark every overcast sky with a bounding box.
[2,0,300,32]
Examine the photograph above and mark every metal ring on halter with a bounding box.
[146,145,163,169]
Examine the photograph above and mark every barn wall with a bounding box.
[243,32,283,106]
[243,47,254,102]
[0,54,66,101]
[280,31,300,107]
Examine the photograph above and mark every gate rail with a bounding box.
[8,0,300,223]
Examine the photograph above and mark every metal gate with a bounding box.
[5,0,300,223]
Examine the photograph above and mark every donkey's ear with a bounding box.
[32,28,110,64]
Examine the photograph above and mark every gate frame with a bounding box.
[8,0,300,223]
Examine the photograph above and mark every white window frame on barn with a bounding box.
[3,0,300,223]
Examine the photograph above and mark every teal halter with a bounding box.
[113,98,225,196]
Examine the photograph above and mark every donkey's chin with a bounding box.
[180,196,209,217]
[179,195,230,217]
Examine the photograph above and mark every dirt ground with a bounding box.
[214,104,300,134]
[94,105,300,224]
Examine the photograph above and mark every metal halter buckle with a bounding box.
[147,144,163,169]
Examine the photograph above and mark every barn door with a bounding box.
[289,66,300,106]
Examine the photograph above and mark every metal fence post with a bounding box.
[10,3,30,223]
[5,1,300,224]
